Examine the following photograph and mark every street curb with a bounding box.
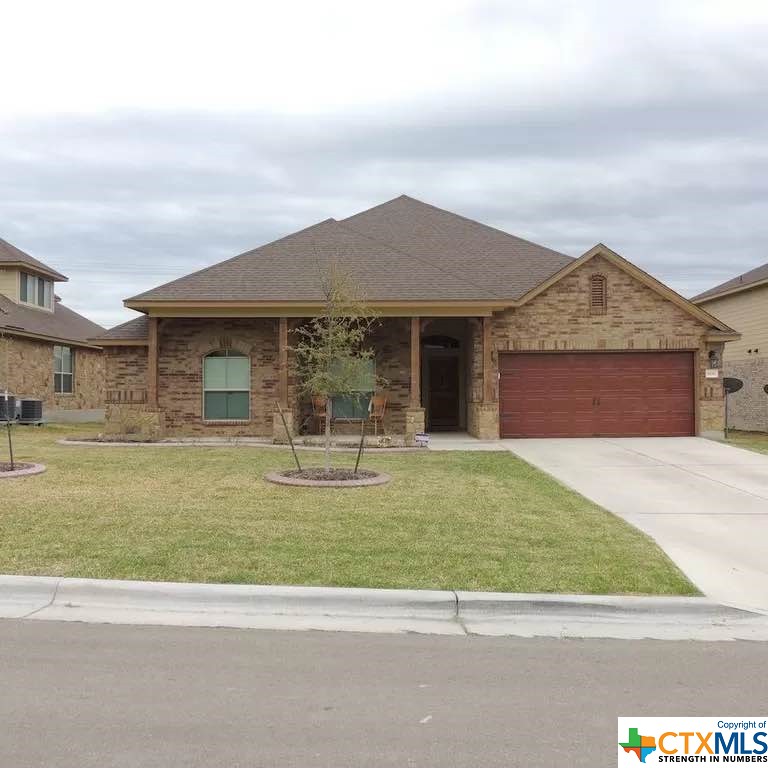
[1,575,766,639]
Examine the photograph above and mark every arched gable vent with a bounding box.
[589,274,607,315]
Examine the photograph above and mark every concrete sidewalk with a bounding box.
[2,575,768,640]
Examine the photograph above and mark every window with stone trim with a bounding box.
[203,349,250,420]
[589,274,607,315]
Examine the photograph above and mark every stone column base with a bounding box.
[468,402,498,440]
[405,407,425,447]
[273,409,295,444]
[104,405,166,441]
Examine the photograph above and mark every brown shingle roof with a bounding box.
[0,238,68,281]
[127,197,573,305]
[93,315,149,341]
[341,195,573,300]
[692,260,768,303]
[0,295,104,346]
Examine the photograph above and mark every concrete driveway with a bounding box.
[502,437,768,614]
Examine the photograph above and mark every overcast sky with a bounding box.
[2,0,767,327]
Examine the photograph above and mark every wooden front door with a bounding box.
[428,356,460,430]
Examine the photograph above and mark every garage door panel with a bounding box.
[499,352,695,438]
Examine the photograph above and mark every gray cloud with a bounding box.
[1,8,768,326]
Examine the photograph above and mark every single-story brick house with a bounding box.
[692,261,768,431]
[94,196,737,443]
[0,238,105,419]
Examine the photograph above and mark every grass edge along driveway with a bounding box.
[0,424,696,596]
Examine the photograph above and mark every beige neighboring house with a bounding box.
[94,196,738,443]
[0,237,105,421]
[692,262,768,432]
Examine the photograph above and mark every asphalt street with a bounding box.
[2,620,766,767]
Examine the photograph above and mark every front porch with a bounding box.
[105,313,501,445]
[274,315,500,445]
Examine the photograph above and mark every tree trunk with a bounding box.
[324,402,332,472]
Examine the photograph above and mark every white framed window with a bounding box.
[203,350,250,420]
[54,345,74,394]
[20,272,53,310]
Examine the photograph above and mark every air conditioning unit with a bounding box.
[0,394,19,422]
[18,398,44,425]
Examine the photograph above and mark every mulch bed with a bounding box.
[0,462,33,472]
[281,468,377,481]
[264,467,391,488]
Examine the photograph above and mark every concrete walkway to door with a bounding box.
[502,437,768,614]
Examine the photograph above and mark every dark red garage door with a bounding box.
[499,352,695,438]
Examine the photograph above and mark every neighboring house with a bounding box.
[93,196,737,443]
[692,262,768,432]
[0,237,105,419]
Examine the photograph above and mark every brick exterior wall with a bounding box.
[485,255,724,437]
[368,318,410,434]
[104,345,148,391]
[154,318,278,436]
[0,333,104,410]
[102,255,726,438]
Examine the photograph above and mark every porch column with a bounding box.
[482,315,493,403]
[273,316,294,443]
[147,316,158,408]
[278,317,289,409]
[405,316,425,446]
[468,315,498,440]
[410,316,421,408]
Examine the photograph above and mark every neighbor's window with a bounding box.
[20,272,53,310]
[589,274,607,314]
[54,345,74,394]
[330,357,376,420]
[203,350,250,420]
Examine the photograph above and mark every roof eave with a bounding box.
[90,336,148,346]
[0,260,68,282]
[692,277,768,305]
[705,330,742,343]
[123,298,514,317]
[0,325,103,349]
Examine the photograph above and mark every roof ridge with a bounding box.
[343,194,572,260]
[335,220,506,300]
[126,218,336,302]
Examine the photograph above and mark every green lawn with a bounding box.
[723,431,768,456]
[0,423,695,595]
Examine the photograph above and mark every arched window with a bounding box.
[203,349,250,421]
[589,274,607,315]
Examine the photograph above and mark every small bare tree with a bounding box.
[292,263,380,472]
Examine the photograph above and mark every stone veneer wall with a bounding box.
[722,358,768,432]
[483,255,725,437]
[0,334,104,410]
